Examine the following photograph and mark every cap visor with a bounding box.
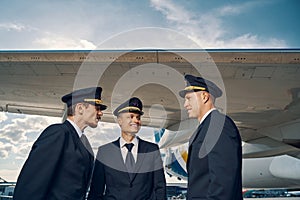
[179,90,187,98]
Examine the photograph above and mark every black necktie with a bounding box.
[80,134,94,156]
[124,143,135,178]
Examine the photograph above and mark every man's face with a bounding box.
[183,91,202,119]
[81,104,103,128]
[118,112,141,136]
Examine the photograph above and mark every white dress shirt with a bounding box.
[199,108,217,124]
[120,136,138,163]
[67,119,83,138]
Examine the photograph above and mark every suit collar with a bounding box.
[199,108,217,124]
[119,136,138,146]
[112,138,147,182]
[188,109,219,145]
[64,120,94,158]
[66,118,83,137]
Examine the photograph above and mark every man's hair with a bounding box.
[67,102,90,116]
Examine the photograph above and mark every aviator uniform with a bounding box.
[179,75,243,200]
[14,87,107,200]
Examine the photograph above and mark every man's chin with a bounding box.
[90,123,98,128]
[126,131,138,137]
[188,114,197,119]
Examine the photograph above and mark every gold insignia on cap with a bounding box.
[185,86,206,91]
[118,106,141,113]
[84,99,103,104]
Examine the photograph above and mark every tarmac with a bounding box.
[244,198,300,200]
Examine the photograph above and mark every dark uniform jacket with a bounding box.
[87,138,167,200]
[187,110,243,200]
[13,120,94,200]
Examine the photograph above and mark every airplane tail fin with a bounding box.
[154,128,165,144]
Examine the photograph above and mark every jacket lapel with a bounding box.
[187,113,212,169]
[187,124,202,169]
[188,123,203,146]
[112,139,134,181]
[130,138,146,182]
[112,138,128,169]
[63,121,94,188]
[187,110,224,168]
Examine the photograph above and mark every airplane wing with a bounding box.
[1,49,299,154]
[1,49,300,188]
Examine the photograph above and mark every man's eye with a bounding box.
[95,107,101,111]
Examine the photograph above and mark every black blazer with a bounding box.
[187,110,243,200]
[87,138,167,200]
[13,120,94,200]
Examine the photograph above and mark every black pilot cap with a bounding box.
[179,74,222,98]
[113,97,144,116]
[61,87,107,110]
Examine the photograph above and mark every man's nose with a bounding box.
[133,117,140,123]
[97,110,103,116]
[183,100,188,109]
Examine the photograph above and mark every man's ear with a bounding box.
[75,103,84,115]
[202,91,210,104]
[117,116,122,126]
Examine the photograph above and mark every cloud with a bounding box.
[227,34,286,48]
[0,113,8,122]
[150,0,195,24]
[15,143,33,160]
[97,27,201,49]
[216,1,261,16]
[0,113,60,159]
[1,114,57,143]
[0,168,20,182]
[150,0,225,47]
[34,33,96,49]
[0,141,13,159]
[0,22,26,32]
[87,122,120,148]
[150,0,287,48]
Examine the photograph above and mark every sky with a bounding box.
[1,0,300,182]
[1,0,300,49]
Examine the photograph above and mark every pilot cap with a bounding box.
[113,97,144,116]
[62,87,107,110]
[179,74,222,98]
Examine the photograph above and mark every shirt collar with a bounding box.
[67,118,83,138]
[199,108,217,124]
[120,135,138,148]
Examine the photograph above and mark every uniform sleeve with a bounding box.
[207,119,242,199]
[153,145,167,200]
[13,125,67,200]
[87,148,106,200]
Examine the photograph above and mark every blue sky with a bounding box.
[0,0,300,49]
[1,0,300,182]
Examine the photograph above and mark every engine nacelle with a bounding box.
[243,155,300,188]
